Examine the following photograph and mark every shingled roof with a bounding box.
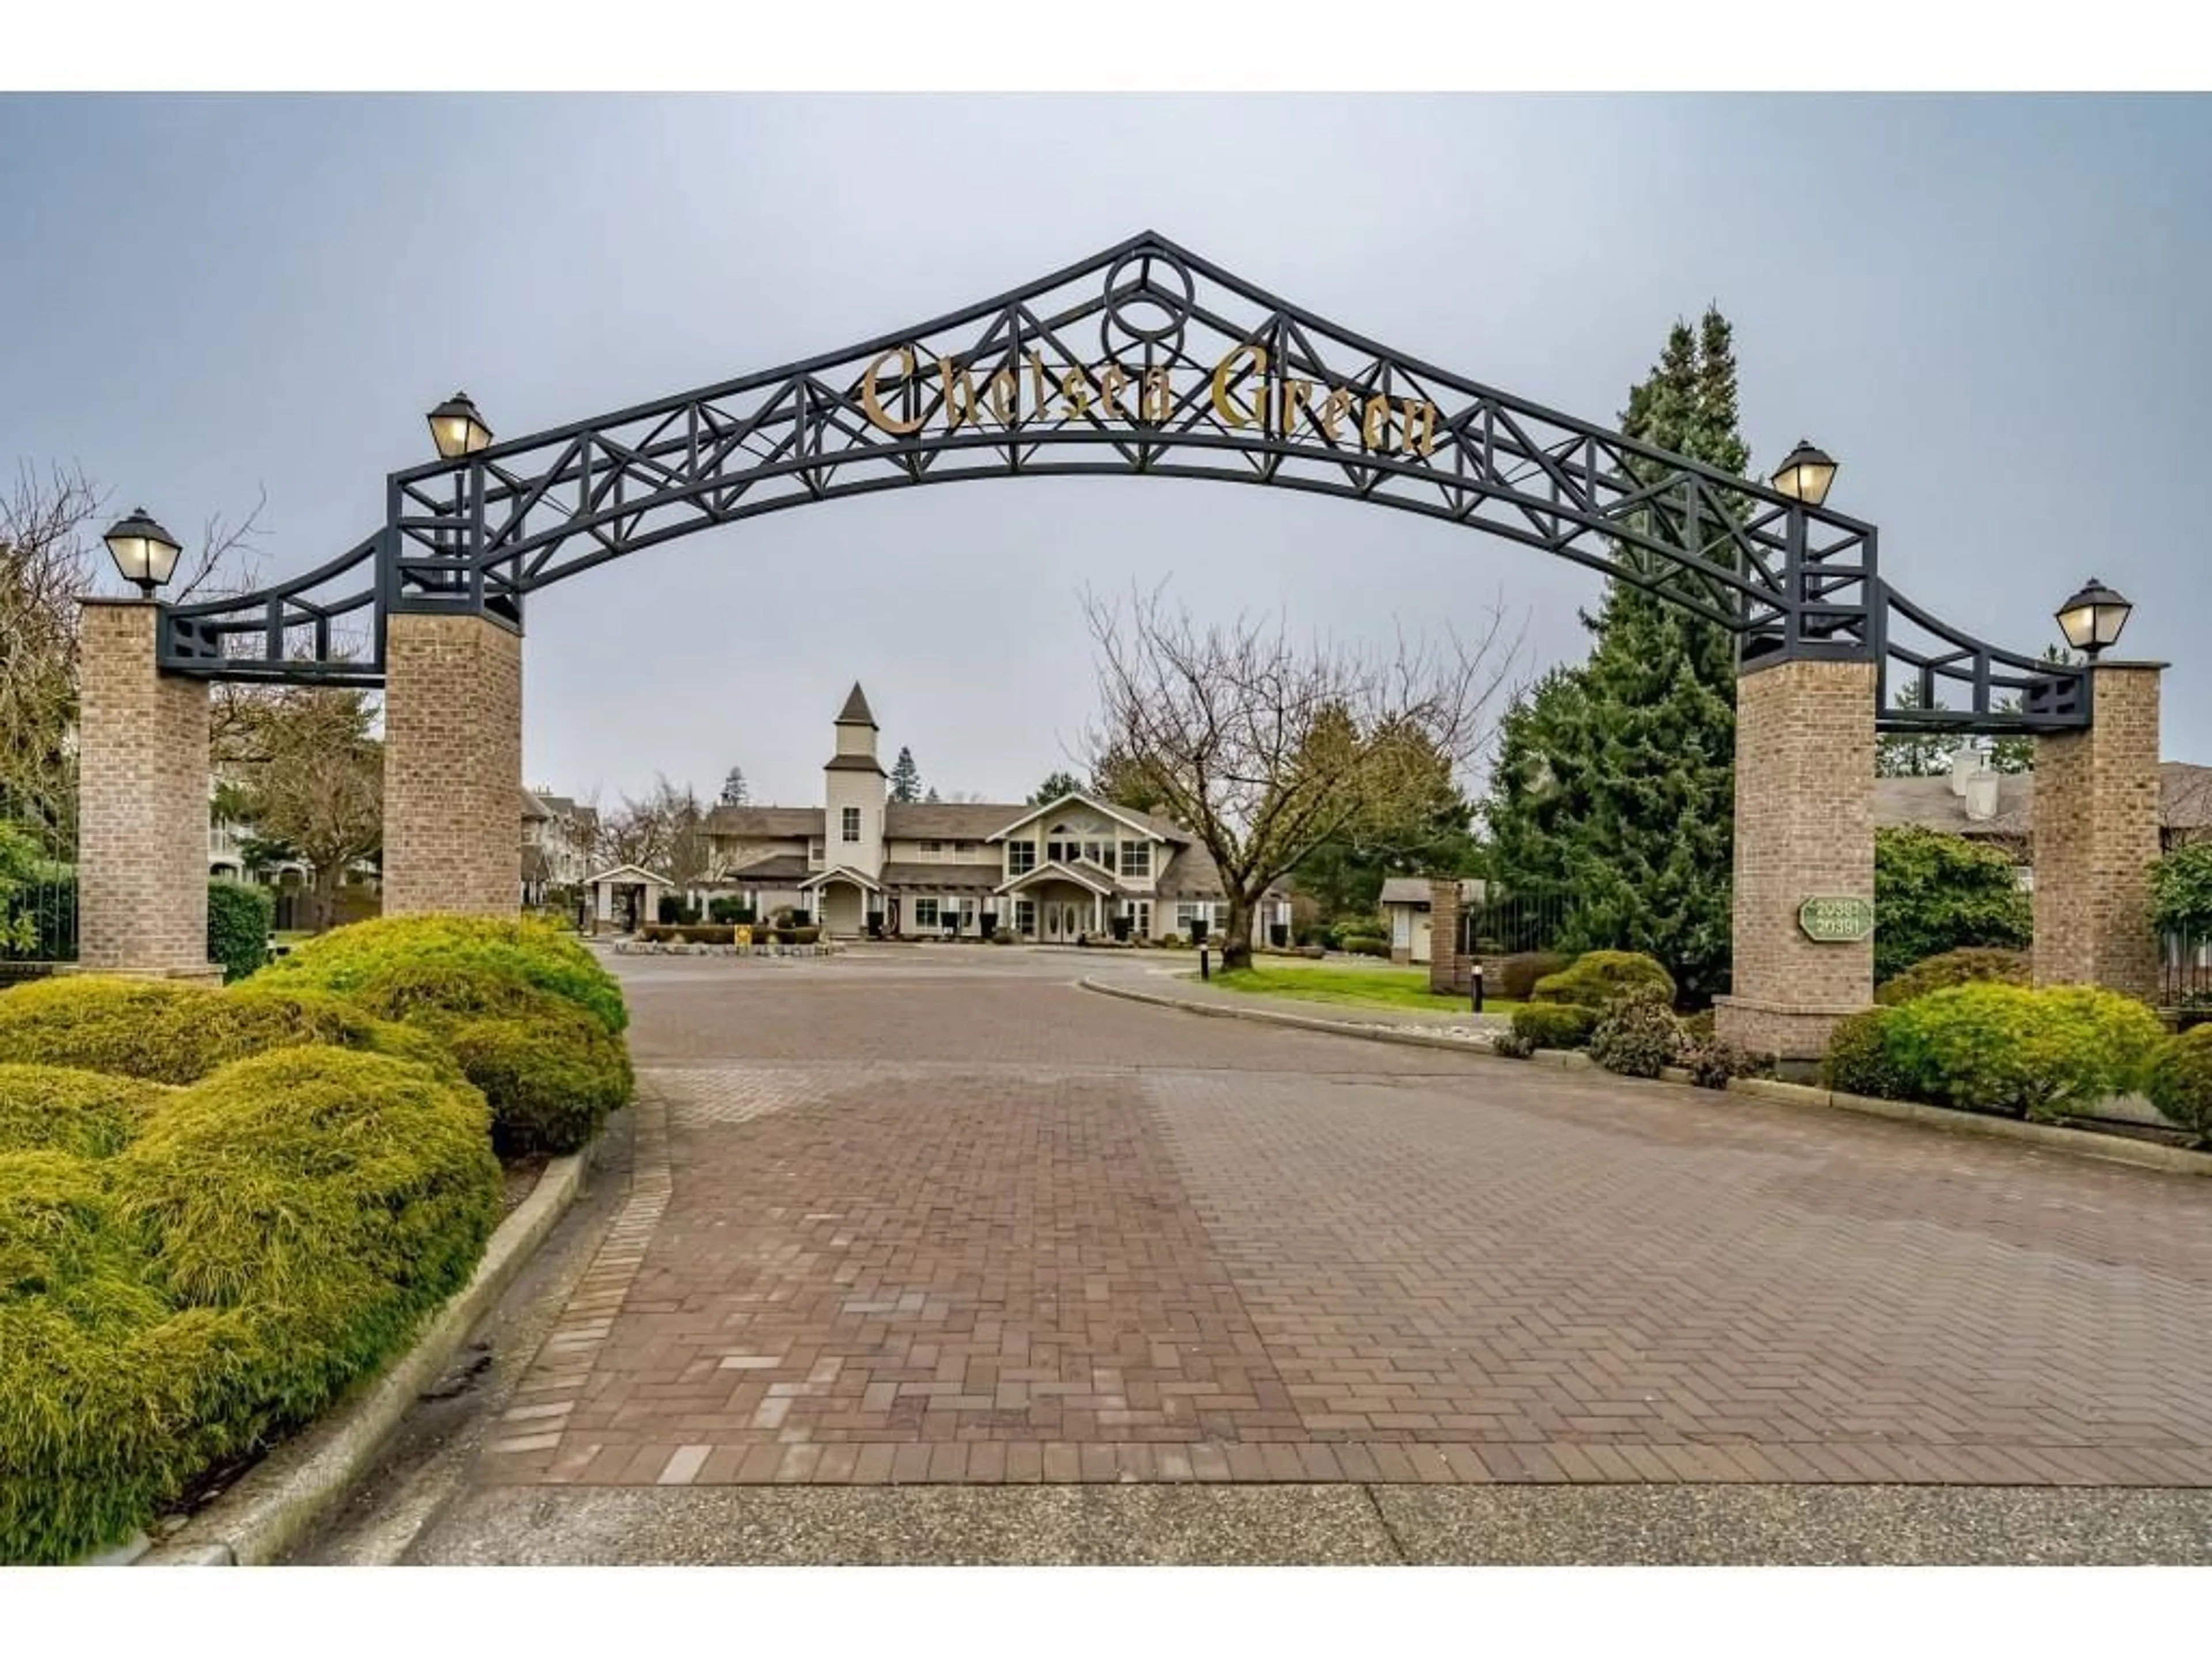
[835,682,877,728]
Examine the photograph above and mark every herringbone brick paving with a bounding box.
[478,955,2212,1488]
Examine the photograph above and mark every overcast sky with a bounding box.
[5,94,2207,808]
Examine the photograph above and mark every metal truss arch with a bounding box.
[154,230,2090,733]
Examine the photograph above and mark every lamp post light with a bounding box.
[425,391,493,460]
[101,508,184,598]
[2055,577,2134,661]
[1768,439,1839,508]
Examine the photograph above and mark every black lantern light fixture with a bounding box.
[101,507,184,597]
[1769,439,1839,508]
[426,391,493,460]
[2055,577,2133,660]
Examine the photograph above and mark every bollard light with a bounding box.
[2054,578,2133,660]
[101,508,184,597]
[426,391,493,460]
[1768,439,1838,508]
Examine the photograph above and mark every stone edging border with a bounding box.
[138,1138,601,1567]
[1081,978,2212,1181]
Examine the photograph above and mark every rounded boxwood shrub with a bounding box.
[1510,1001,1597,1051]
[1588,982,1683,1078]
[0,1065,173,1159]
[0,976,448,1085]
[262,914,627,1035]
[2,1046,501,1565]
[340,963,631,1155]
[444,1008,633,1156]
[1821,1008,1906,1100]
[206,880,274,984]
[1874,946,2031,1007]
[1882,983,2165,1120]
[1495,951,1573,1002]
[113,1047,502,1412]
[2143,1025,2212,1147]
[1531,950,1676,1011]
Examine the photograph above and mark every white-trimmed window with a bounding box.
[1014,898,1036,935]
[1083,838,1111,867]
[919,840,943,858]
[807,838,824,865]
[1006,840,1037,875]
[1119,841,1151,878]
[1124,899,1153,935]
[842,806,860,843]
[914,898,939,927]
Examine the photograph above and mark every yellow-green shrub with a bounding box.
[0,977,448,1085]
[1821,1007,1906,1100]
[1881,983,2165,1120]
[113,1047,502,1409]
[338,962,632,1155]
[2143,1025,2212,1146]
[1509,1001,1597,1050]
[0,1065,174,1158]
[262,914,627,1035]
[1531,950,1677,1011]
[1874,947,2031,1006]
[0,1047,503,1565]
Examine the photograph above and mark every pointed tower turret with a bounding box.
[823,681,886,882]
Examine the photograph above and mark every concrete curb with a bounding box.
[141,1138,600,1567]
[1078,977,1497,1057]
[1087,978,2209,1179]
[1724,1075,2212,1179]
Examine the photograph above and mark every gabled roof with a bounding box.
[836,682,878,728]
[520,789,551,822]
[983,791,1188,846]
[798,864,881,892]
[584,862,673,888]
[885,801,1028,838]
[724,854,810,882]
[704,805,825,838]
[995,859,1120,897]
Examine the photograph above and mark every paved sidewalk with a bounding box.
[1087,961,1507,1043]
[463,955,2212,1502]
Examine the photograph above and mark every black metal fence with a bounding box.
[0,783,79,969]
[1460,892,1581,957]
[2162,931,2212,1021]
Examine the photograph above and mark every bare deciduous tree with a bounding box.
[1081,584,1521,969]
[600,775,711,890]
[215,684,382,931]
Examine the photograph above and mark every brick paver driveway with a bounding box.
[480,947,2212,1490]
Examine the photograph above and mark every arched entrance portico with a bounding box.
[78,232,2158,1056]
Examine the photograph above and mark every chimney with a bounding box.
[1963,771,2000,823]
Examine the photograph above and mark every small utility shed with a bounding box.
[1378,877,1486,965]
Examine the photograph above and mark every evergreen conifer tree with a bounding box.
[888,746,922,804]
[1480,307,1751,1000]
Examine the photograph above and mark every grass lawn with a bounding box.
[1200,963,1521,1016]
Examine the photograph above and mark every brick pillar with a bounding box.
[1427,876,1463,994]
[72,600,220,982]
[1714,656,1877,1063]
[381,611,522,917]
[2032,661,2164,1001]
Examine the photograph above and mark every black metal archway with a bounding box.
[156,230,2087,733]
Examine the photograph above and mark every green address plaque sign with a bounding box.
[1798,895,1875,943]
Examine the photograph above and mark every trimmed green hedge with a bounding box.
[206,881,274,984]
[1510,1001,1597,1051]
[1825,984,2164,1121]
[261,914,627,1035]
[1,1046,501,1565]
[1494,951,1573,1002]
[1531,950,1676,1011]
[0,977,448,1085]
[1874,947,2030,1007]
[0,1065,173,1158]
[2143,1026,2212,1146]
[338,961,633,1156]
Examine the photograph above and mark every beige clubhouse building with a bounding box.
[699,684,1290,946]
